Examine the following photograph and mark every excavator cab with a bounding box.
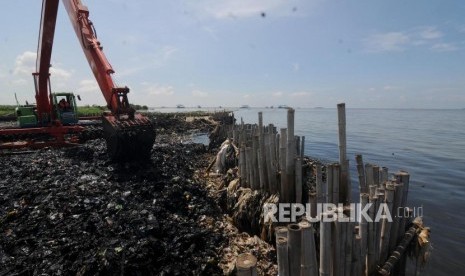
[52,92,78,125]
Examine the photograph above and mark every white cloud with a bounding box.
[364,32,409,52]
[272,91,283,97]
[364,26,461,53]
[431,43,458,52]
[77,79,99,93]
[192,90,208,97]
[145,84,175,96]
[13,51,36,76]
[243,94,250,99]
[418,26,442,39]
[291,91,310,97]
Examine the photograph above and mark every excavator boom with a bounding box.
[60,0,155,159]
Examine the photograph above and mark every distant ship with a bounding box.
[278,105,290,109]
[176,104,185,108]
[240,105,250,109]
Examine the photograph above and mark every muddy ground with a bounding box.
[0,114,277,276]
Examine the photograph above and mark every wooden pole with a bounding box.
[372,165,380,187]
[331,216,341,276]
[275,226,288,239]
[356,155,368,194]
[286,108,296,202]
[301,136,305,158]
[265,134,274,192]
[245,147,254,190]
[379,182,395,263]
[252,135,260,189]
[351,234,362,276]
[269,128,278,193]
[308,192,317,218]
[365,163,374,192]
[277,237,290,276]
[258,112,268,190]
[295,157,303,204]
[332,163,340,204]
[327,164,334,204]
[359,193,369,275]
[388,183,404,255]
[395,171,410,241]
[300,220,318,276]
[236,253,258,276]
[288,223,302,276]
[367,194,378,275]
[295,136,301,159]
[319,212,333,276]
[316,164,324,204]
[345,221,354,276]
[280,128,288,201]
[378,218,422,276]
[239,146,247,187]
[337,103,349,204]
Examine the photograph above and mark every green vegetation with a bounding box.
[0,106,16,116]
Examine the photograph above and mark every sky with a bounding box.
[0,0,464,108]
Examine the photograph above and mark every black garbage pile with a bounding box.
[0,139,227,275]
[148,112,215,135]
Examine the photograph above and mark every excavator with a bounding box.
[0,0,155,160]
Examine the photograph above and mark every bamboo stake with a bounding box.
[301,136,305,158]
[345,221,354,276]
[396,171,410,241]
[356,155,367,194]
[269,128,278,193]
[296,136,301,158]
[327,164,334,204]
[299,220,318,276]
[239,146,247,187]
[372,165,380,187]
[339,217,348,276]
[337,103,349,204]
[258,112,268,190]
[388,183,404,255]
[236,253,258,276]
[367,194,378,275]
[277,237,290,276]
[332,164,340,204]
[319,212,333,276]
[331,215,341,276]
[359,193,369,275]
[286,108,296,202]
[379,182,395,263]
[275,226,288,239]
[378,218,422,276]
[288,223,302,276]
[308,192,317,219]
[265,134,274,193]
[316,164,324,204]
[295,157,303,204]
[351,234,362,276]
[245,147,254,190]
[280,128,288,201]
[252,135,260,189]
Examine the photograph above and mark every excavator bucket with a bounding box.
[102,114,155,160]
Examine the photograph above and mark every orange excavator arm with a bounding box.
[34,0,155,159]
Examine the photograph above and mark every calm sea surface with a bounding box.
[155,107,465,274]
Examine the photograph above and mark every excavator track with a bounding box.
[102,114,155,160]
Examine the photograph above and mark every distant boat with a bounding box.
[278,105,290,109]
[314,107,324,109]
[197,105,202,108]
[176,104,185,108]
[240,105,250,109]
